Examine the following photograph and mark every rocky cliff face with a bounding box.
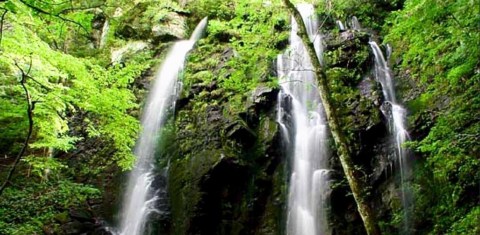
[159,18,402,235]
[321,27,411,234]
[156,3,290,234]
[167,63,286,235]
[321,29,385,235]
[92,2,405,234]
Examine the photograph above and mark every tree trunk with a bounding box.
[281,1,381,234]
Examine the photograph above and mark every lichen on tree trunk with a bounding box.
[281,0,381,234]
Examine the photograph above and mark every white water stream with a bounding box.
[336,20,346,31]
[117,18,208,235]
[350,16,361,30]
[369,41,411,232]
[277,4,330,235]
[100,19,109,49]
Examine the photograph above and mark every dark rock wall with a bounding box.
[167,80,286,235]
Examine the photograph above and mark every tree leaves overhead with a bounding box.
[0,0,151,232]
[0,0,145,169]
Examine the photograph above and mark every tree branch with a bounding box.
[0,8,7,47]
[282,1,381,234]
[25,74,53,91]
[58,4,105,15]
[17,0,90,34]
[0,59,35,196]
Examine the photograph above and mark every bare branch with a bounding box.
[0,8,7,47]
[25,74,53,90]
[0,59,35,196]
[58,4,105,15]
[17,0,90,34]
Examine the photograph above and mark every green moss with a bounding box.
[183,0,289,116]
[169,149,224,234]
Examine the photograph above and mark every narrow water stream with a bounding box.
[370,41,412,233]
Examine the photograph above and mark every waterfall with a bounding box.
[350,16,361,30]
[369,41,412,232]
[116,17,208,235]
[336,20,346,31]
[100,19,109,49]
[277,4,331,235]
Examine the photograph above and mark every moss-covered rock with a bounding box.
[322,29,399,234]
[164,8,288,230]
[115,2,188,42]
[167,84,285,234]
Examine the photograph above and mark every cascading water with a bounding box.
[116,17,208,235]
[350,16,361,30]
[277,4,330,235]
[100,19,109,49]
[336,20,346,31]
[369,41,411,232]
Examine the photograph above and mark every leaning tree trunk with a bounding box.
[282,1,381,234]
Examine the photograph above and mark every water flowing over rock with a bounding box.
[336,20,346,31]
[350,16,361,30]
[115,17,208,235]
[369,41,412,233]
[277,4,331,235]
[100,20,110,49]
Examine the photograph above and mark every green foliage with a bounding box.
[73,61,142,169]
[0,0,143,169]
[0,180,100,234]
[187,0,235,21]
[142,0,185,23]
[385,0,479,86]
[313,0,403,31]
[185,0,289,113]
[384,0,480,233]
[22,156,67,179]
[0,15,82,154]
[448,207,480,234]
[0,0,156,232]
